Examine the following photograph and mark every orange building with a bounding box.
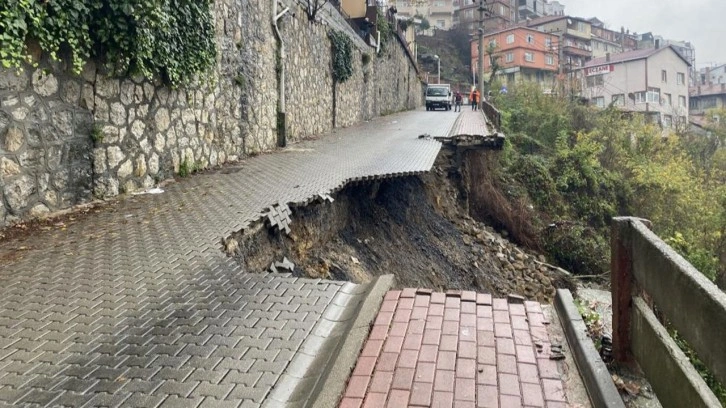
[471,26,559,88]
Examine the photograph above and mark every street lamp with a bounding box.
[434,54,440,84]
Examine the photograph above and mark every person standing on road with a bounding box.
[469,89,480,111]
[454,91,463,112]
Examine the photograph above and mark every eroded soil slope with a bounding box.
[232,150,574,303]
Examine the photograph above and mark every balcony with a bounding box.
[563,45,591,57]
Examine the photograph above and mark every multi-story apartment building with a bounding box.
[577,45,690,127]
[699,64,726,85]
[430,0,456,30]
[526,15,593,71]
[544,0,565,16]
[516,0,545,22]
[472,26,559,86]
[396,0,455,31]
[589,19,623,58]
[453,0,513,32]
[637,33,696,84]
[690,84,726,115]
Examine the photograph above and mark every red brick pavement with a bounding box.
[340,289,568,408]
[449,110,492,137]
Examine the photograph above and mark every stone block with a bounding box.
[61,80,81,104]
[0,157,21,177]
[4,175,35,212]
[107,146,124,169]
[32,70,58,97]
[118,159,133,179]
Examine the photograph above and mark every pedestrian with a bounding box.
[454,91,463,112]
[469,88,480,111]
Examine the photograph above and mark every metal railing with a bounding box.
[611,217,726,408]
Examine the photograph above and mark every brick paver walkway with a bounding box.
[340,289,568,408]
[0,109,472,407]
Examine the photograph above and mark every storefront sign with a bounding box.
[585,64,614,76]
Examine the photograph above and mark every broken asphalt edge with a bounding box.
[310,274,395,408]
[555,289,626,408]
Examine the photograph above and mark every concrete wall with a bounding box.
[0,1,423,227]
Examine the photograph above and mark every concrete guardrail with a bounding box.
[611,216,726,408]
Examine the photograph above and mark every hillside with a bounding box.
[417,29,475,92]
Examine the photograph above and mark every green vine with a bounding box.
[376,9,393,52]
[328,29,354,83]
[0,0,216,87]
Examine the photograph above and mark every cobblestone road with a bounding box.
[0,109,462,407]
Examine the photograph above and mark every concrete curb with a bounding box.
[310,274,396,408]
[555,289,626,408]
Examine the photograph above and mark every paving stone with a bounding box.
[343,290,569,408]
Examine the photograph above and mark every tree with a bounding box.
[304,0,328,22]
[484,43,501,94]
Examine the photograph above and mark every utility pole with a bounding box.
[477,0,486,102]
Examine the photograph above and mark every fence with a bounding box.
[481,99,501,130]
[611,217,726,408]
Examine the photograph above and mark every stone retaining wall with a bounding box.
[0,1,423,227]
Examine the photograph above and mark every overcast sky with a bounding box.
[560,0,726,67]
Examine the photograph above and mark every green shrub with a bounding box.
[0,0,216,86]
[328,29,354,83]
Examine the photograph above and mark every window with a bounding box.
[661,70,667,83]
[591,97,605,108]
[524,52,534,62]
[679,95,686,107]
[594,42,600,50]
[664,93,672,106]
[536,71,545,82]
[526,35,534,44]
[545,38,552,48]
[500,4,505,15]
[586,75,604,88]
[663,115,673,128]
[612,94,625,106]
[506,52,514,63]
[646,87,660,103]
[545,54,554,65]
[506,73,515,83]
[577,22,586,31]
[489,39,497,48]
[506,34,514,44]
[677,72,685,85]
[634,91,646,103]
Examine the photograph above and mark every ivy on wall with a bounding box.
[0,0,216,87]
[328,29,353,83]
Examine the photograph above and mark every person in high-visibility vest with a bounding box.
[469,89,480,111]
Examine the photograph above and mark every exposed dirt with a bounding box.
[231,148,575,302]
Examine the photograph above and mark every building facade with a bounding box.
[396,0,455,32]
[544,0,565,16]
[699,64,726,85]
[577,46,690,127]
[689,84,726,115]
[589,19,623,58]
[526,15,593,72]
[473,26,559,87]
[454,0,513,32]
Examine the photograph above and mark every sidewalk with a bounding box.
[0,108,476,407]
[341,290,568,408]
